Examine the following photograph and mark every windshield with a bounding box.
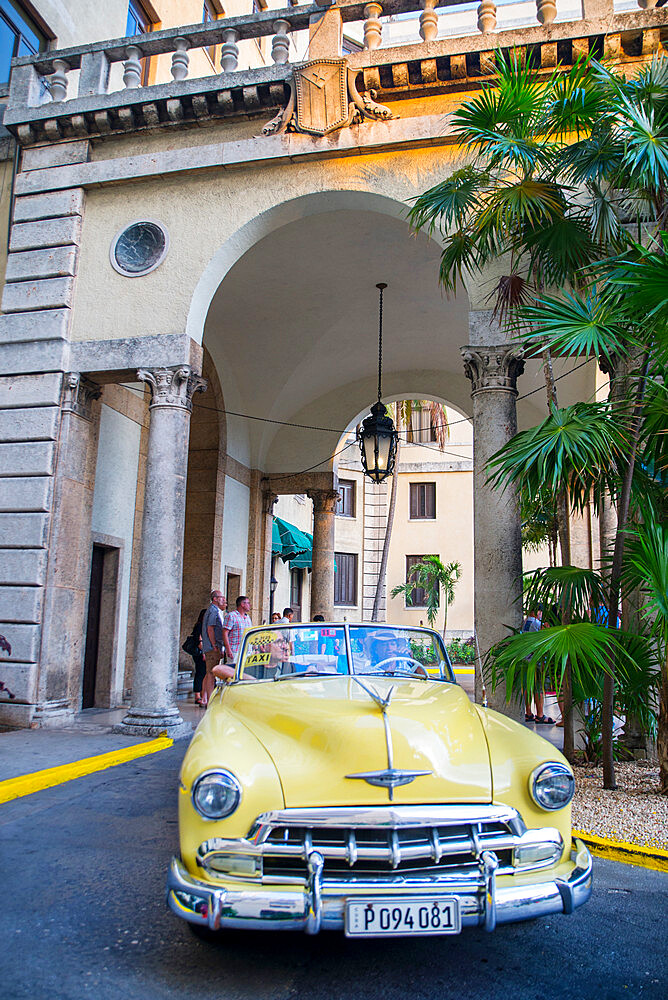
[236,624,454,683]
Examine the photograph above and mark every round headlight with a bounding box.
[192,770,241,820]
[529,762,575,811]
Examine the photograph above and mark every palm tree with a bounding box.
[622,519,668,792]
[391,555,462,639]
[487,401,629,761]
[409,52,668,787]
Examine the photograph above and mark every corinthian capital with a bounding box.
[137,366,207,411]
[460,345,525,395]
[307,488,341,514]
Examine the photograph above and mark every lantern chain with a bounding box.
[376,282,386,402]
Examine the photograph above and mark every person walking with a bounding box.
[522,606,554,725]
[187,608,207,705]
[276,607,294,625]
[222,595,253,665]
[200,590,227,706]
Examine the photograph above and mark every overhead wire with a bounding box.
[119,355,605,479]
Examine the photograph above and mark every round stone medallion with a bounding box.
[110,220,169,276]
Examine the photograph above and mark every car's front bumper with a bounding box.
[166,839,592,935]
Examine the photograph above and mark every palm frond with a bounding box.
[586,181,622,244]
[621,520,668,649]
[555,132,624,186]
[485,623,637,701]
[542,57,608,139]
[407,167,487,235]
[603,236,668,333]
[486,402,629,512]
[476,178,564,232]
[489,272,533,325]
[519,291,630,364]
[521,212,603,288]
[523,566,608,622]
[437,229,483,292]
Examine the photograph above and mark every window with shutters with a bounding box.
[405,555,438,608]
[405,409,438,444]
[409,482,436,519]
[334,552,357,606]
[290,568,302,609]
[336,480,356,518]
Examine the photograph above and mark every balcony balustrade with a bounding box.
[2,0,664,143]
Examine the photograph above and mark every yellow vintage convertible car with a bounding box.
[167,623,592,938]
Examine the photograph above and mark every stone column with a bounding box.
[461,345,525,717]
[261,491,278,624]
[34,374,101,726]
[115,366,206,739]
[307,489,340,621]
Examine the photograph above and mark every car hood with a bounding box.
[220,676,492,807]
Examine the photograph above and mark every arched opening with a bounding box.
[192,192,473,626]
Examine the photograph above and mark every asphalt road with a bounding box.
[1,743,666,1000]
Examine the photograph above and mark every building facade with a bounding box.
[0,0,664,733]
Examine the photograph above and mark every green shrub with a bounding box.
[446,638,475,664]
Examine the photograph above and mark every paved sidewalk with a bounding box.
[0,702,203,782]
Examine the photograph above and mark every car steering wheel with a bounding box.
[374,656,429,678]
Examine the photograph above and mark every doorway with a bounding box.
[226,571,241,609]
[290,568,303,622]
[82,543,121,709]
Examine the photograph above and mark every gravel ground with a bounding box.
[572,761,668,850]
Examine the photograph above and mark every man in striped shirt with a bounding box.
[222,595,253,664]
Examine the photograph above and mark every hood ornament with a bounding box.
[347,676,431,801]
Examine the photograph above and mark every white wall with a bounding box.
[91,403,141,704]
[221,474,250,590]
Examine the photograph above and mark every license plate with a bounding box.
[345,896,461,938]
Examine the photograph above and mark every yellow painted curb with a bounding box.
[573,829,668,873]
[453,667,475,674]
[0,735,174,804]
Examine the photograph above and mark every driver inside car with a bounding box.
[367,633,407,673]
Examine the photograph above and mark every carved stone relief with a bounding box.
[61,373,101,420]
[262,57,396,138]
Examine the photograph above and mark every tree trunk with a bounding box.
[372,438,400,621]
[557,490,575,763]
[541,348,576,761]
[602,349,651,789]
[658,647,668,795]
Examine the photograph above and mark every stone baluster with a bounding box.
[536,0,557,25]
[49,59,69,102]
[419,0,439,43]
[477,0,497,33]
[221,29,240,73]
[115,366,206,740]
[363,4,383,50]
[171,37,190,81]
[123,45,143,88]
[272,20,291,64]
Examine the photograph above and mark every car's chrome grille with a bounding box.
[259,822,515,880]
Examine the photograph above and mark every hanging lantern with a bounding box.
[358,283,398,483]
